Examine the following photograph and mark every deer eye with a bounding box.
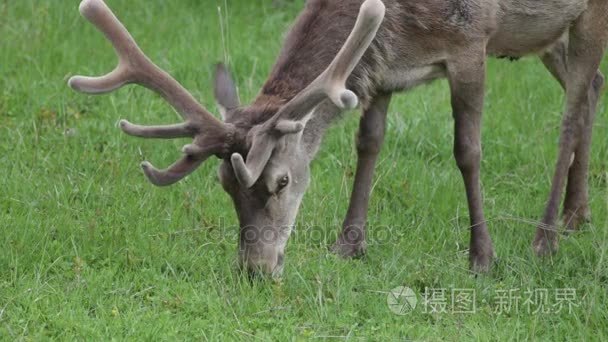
[277,175,289,189]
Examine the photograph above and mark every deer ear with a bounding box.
[214,63,240,120]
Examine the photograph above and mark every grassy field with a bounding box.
[1,0,607,340]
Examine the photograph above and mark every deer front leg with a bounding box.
[332,93,392,258]
[541,41,605,232]
[533,6,608,255]
[562,71,604,232]
[447,53,494,273]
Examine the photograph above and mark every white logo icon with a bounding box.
[387,286,417,315]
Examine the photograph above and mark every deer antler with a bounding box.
[68,0,232,186]
[273,0,385,120]
[231,0,386,188]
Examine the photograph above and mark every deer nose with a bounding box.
[245,253,284,279]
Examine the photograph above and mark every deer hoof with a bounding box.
[469,247,494,274]
[562,208,591,234]
[532,232,559,257]
[331,237,366,259]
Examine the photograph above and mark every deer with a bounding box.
[68,0,607,277]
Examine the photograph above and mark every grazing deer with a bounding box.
[69,0,606,276]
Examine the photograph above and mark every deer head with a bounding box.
[68,0,385,277]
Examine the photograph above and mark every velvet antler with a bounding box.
[68,0,232,186]
[230,0,385,188]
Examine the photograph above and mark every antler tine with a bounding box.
[230,133,275,188]
[271,0,385,122]
[230,0,385,188]
[68,0,223,127]
[119,120,197,139]
[320,0,385,107]
[69,0,232,186]
[141,156,205,187]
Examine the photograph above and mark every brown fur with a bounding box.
[235,0,607,272]
[70,0,608,276]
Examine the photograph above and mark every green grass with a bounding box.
[1,0,607,340]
